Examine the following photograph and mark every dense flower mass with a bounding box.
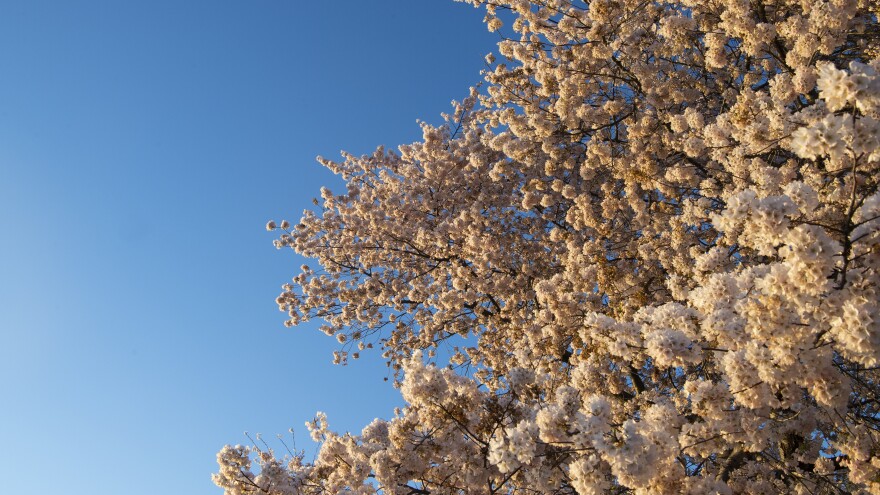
[216,0,880,493]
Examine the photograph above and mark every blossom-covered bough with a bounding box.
[215,0,880,493]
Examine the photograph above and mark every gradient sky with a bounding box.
[0,2,497,493]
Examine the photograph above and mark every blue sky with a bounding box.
[0,2,496,493]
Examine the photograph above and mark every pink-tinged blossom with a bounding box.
[218,0,880,493]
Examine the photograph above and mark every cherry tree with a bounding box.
[215,0,880,493]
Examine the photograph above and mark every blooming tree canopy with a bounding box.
[215,0,880,493]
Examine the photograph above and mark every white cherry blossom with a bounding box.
[217,0,880,493]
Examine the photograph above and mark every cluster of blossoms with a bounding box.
[220,0,880,493]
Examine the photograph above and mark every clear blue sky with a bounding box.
[0,2,496,493]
